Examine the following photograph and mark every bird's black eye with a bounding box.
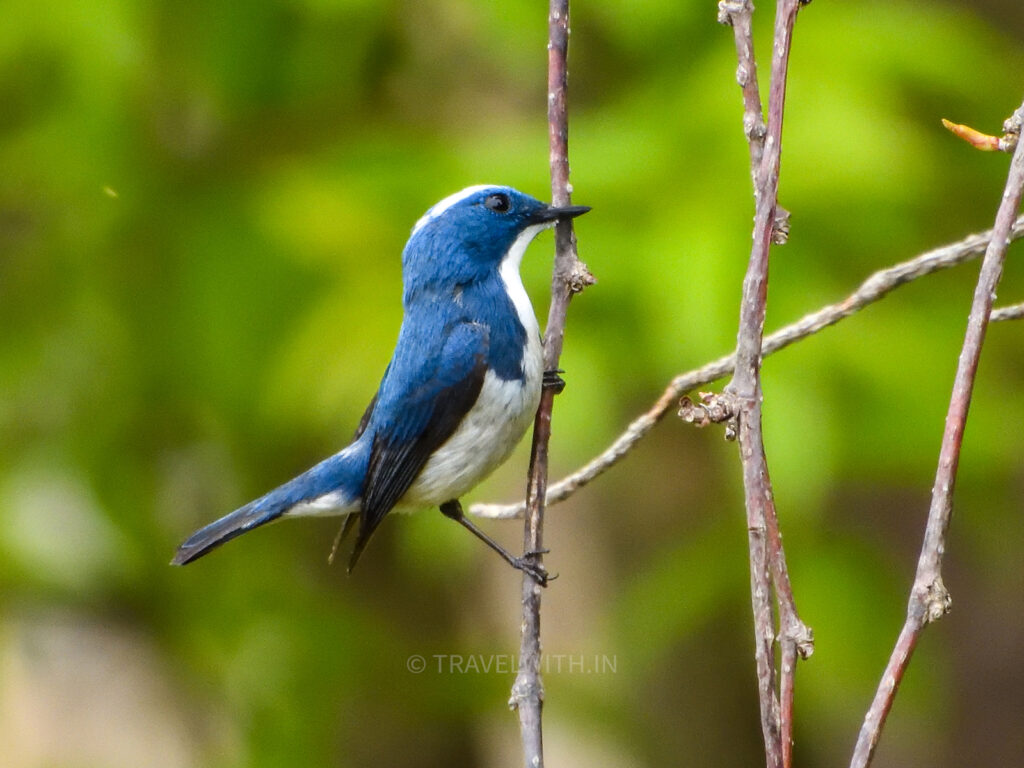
[484,193,511,213]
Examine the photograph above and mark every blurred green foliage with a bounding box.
[1,1,1023,766]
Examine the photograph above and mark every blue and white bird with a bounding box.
[171,185,588,582]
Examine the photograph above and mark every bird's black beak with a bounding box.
[532,203,591,224]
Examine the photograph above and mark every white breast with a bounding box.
[403,333,542,507]
[403,222,548,507]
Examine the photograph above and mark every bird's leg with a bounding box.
[439,500,551,586]
[543,368,566,394]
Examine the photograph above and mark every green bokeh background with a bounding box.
[1,1,1022,766]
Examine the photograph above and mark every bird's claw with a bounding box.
[543,369,566,394]
[512,555,555,586]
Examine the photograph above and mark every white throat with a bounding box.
[499,222,550,339]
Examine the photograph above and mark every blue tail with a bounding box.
[171,443,369,566]
[171,498,281,565]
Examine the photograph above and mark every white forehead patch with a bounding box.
[412,184,502,235]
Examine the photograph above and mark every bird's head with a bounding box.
[402,185,589,293]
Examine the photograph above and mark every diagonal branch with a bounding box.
[849,99,1024,768]
[468,214,1024,522]
[509,2,592,766]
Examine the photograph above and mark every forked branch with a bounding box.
[716,1,810,765]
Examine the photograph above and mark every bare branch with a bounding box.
[718,0,766,186]
[721,0,809,762]
[850,96,1024,768]
[718,0,790,240]
[468,214,1024,521]
[510,2,590,766]
[991,301,1024,321]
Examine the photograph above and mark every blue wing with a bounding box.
[349,318,489,567]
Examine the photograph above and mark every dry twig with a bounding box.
[991,300,1024,322]
[509,2,592,766]
[718,0,792,242]
[850,97,1024,768]
[715,1,810,765]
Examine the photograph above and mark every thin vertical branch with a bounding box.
[510,1,592,766]
[767,499,813,768]
[719,0,791,240]
[850,100,1024,768]
[718,1,810,767]
[719,0,766,190]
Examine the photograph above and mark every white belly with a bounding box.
[402,330,542,507]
